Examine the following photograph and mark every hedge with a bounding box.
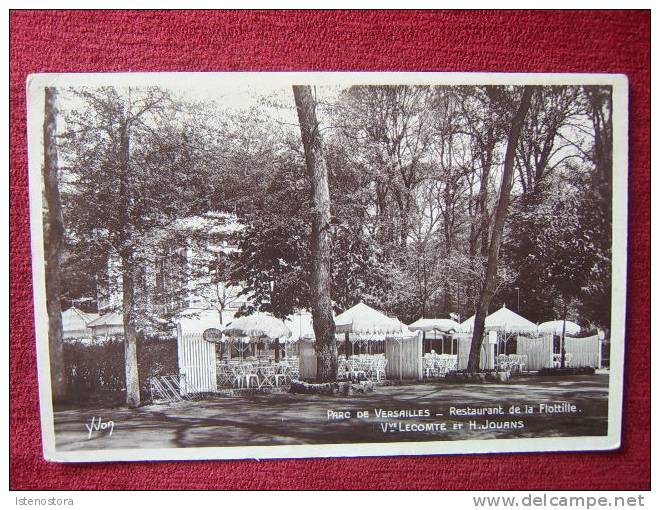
[62,335,178,405]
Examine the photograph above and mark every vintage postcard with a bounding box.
[26,72,628,462]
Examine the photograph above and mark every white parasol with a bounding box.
[538,320,581,336]
[408,318,462,334]
[334,302,403,336]
[223,312,292,340]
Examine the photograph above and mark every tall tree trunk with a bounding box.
[560,301,568,369]
[478,128,494,258]
[467,87,534,372]
[293,85,337,382]
[121,255,140,407]
[118,121,140,407]
[584,86,613,197]
[43,87,67,403]
[478,89,499,259]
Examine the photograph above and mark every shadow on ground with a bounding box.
[53,374,609,451]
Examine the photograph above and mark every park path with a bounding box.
[54,375,609,451]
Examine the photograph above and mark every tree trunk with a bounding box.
[43,87,67,404]
[467,86,534,372]
[118,121,140,408]
[478,89,499,259]
[560,301,568,369]
[293,85,337,382]
[121,256,140,408]
[478,128,495,258]
[585,86,613,197]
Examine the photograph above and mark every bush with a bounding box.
[62,335,178,406]
[63,339,125,403]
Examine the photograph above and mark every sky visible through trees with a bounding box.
[56,82,612,344]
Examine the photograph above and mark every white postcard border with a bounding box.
[25,72,628,463]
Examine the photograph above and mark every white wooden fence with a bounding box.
[176,329,218,394]
[455,333,495,370]
[298,334,424,381]
[516,334,554,371]
[385,333,423,380]
[565,335,601,368]
[276,333,601,382]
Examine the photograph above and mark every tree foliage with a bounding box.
[57,83,614,363]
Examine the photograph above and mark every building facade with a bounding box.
[95,212,249,336]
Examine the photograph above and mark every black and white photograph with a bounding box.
[27,72,627,462]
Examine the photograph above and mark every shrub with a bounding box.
[62,334,178,406]
[537,366,596,376]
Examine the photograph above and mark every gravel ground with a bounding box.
[53,374,609,451]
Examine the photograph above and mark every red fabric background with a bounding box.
[9,10,650,490]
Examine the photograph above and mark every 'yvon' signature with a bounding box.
[85,416,114,439]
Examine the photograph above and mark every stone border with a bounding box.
[537,367,596,376]
[444,371,512,383]
[289,380,375,395]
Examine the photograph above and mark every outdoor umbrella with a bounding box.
[538,320,580,336]
[459,305,538,356]
[409,318,461,354]
[224,312,292,339]
[334,302,403,336]
[408,318,462,333]
[459,305,537,334]
[335,302,411,380]
[223,312,292,360]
